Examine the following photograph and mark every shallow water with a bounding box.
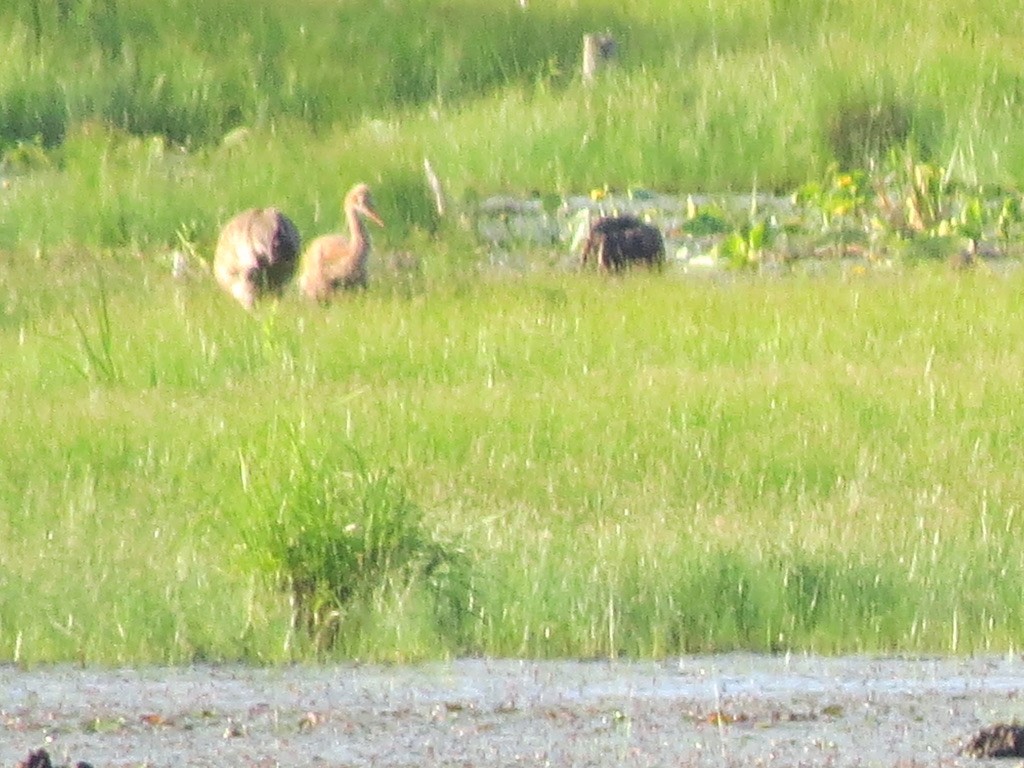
[3,654,1022,767]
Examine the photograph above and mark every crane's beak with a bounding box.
[362,202,384,227]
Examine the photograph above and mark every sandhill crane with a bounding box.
[213,207,301,309]
[580,214,666,272]
[299,183,385,302]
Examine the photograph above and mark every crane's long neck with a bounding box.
[346,204,370,257]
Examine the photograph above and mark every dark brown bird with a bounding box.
[16,748,93,768]
[299,183,384,302]
[213,207,301,309]
[960,723,1024,758]
[580,214,665,272]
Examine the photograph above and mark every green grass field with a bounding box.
[4,0,1024,253]
[5,255,1024,663]
[3,0,1024,663]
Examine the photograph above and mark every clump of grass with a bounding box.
[49,269,121,384]
[236,441,473,655]
[375,166,443,239]
[825,97,914,170]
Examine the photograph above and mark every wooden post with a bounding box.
[582,33,617,83]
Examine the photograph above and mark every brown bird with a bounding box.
[299,183,385,302]
[580,214,665,273]
[213,207,301,309]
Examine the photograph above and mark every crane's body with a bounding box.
[214,207,301,309]
[300,184,384,302]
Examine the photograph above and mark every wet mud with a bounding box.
[3,654,1022,767]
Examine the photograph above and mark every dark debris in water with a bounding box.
[692,704,844,728]
[16,749,93,768]
[960,723,1024,758]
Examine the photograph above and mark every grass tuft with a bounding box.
[236,440,473,656]
[50,269,122,384]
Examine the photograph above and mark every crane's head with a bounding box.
[346,183,385,227]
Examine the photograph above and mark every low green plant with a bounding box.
[716,217,776,268]
[680,196,732,237]
[872,148,957,237]
[795,165,868,230]
[714,192,778,268]
[1,135,51,173]
[994,194,1024,251]
[793,164,871,258]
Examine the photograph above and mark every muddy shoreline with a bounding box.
[3,654,1021,767]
